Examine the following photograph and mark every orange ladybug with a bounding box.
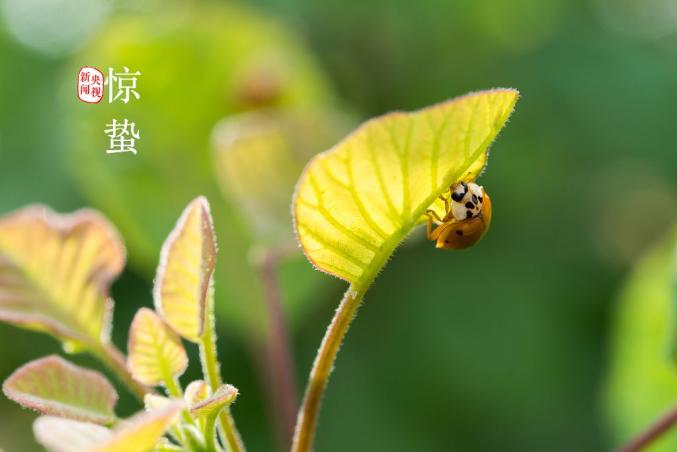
[425,181,492,250]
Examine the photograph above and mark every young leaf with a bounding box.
[184,380,209,407]
[34,416,112,452]
[3,355,118,425]
[293,89,519,286]
[127,308,188,386]
[154,197,216,342]
[189,384,238,419]
[0,206,125,346]
[88,400,183,452]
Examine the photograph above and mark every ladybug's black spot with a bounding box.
[472,195,478,203]
[451,192,463,201]
[466,210,473,219]
[465,201,474,209]
[479,196,483,203]
[455,230,463,236]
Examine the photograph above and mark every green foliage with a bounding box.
[604,228,677,451]
[0,197,245,451]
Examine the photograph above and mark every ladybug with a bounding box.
[425,181,492,250]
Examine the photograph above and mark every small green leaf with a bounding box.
[89,400,183,452]
[0,206,125,347]
[154,197,216,342]
[34,416,112,452]
[189,384,238,419]
[293,89,519,286]
[127,308,188,387]
[3,355,118,425]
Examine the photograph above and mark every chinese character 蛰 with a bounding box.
[104,119,140,155]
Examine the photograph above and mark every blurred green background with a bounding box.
[0,0,675,451]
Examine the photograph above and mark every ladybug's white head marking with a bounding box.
[450,182,484,221]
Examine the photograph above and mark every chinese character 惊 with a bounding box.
[107,67,141,104]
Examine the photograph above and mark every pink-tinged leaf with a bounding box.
[144,393,171,411]
[34,416,112,452]
[88,400,183,452]
[127,308,188,386]
[184,380,209,407]
[3,355,118,425]
[0,205,125,346]
[154,197,217,342]
[189,384,238,419]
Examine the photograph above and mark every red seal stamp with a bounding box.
[77,66,104,104]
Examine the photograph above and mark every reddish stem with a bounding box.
[257,247,298,450]
[618,403,677,452]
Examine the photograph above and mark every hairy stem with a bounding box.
[96,342,149,401]
[291,285,367,452]
[204,414,218,452]
[199,288,246,452]
[256,247,298,449]
[618,403,677,452]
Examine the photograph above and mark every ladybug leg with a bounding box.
[425,209,443,241]
[426,209,443,223]
[439,194,450,214]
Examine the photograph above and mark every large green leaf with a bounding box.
[3,355,118,425]
[293,89,519,286]
[0,206,124,347]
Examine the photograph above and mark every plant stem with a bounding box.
[96,342,149,401]
[199,288,246,452]
[256,247,298,449]
[618,403,677,452]
[204,414,218,452]
[291,284,367,452]
[164,375,198,429]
